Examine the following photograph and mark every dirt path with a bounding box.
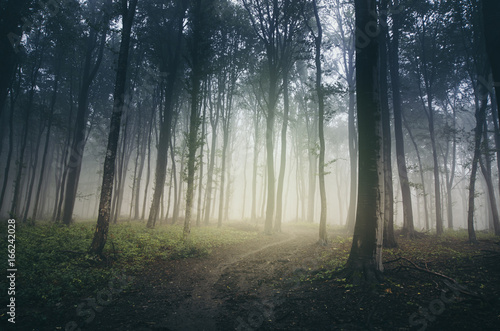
[89,226,326,331]
[65,225,500,331]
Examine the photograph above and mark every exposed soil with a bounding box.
[14,224,500,330]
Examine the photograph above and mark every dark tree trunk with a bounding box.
[147,3,186,228]
[11,46,41,217]
[310,0,327,245]
[204,86,219,225]
[466,82,489,244]
[32,59,60,221]
[479,119,500,235]
[379,0,396,248]
[0,83,17,212]
[89,0,138,255]
[196,83,207,227]
[403,114,430,231]
[62,5,109,225]
[0,0,30,119]
[481,0,500,112]
[347,0,384,283]
[389,0,414,237]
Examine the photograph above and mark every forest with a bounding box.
[0,0,500,330]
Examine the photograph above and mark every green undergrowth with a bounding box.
[0,221,256,309]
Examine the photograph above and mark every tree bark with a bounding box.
[89,0,138,255]
[481,0,500,112]
[62,2,110,224]
[379,0,396,248]
[347,0,384,283]
[467,91,487,244]
[311,0,327,245]
[389,0,414,237]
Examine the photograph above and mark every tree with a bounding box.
[242,0,286,235]
[89,0,138,256]
[481,0,500,112]
[331,0,357,233]
[379,0,396,247]
[308,0,327,244]
[346,0,384,282]
[61,0,112,225]
[146,0,187,228]
[388,0,414,237]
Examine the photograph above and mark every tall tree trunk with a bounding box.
[62,8,109,225]
[241,140,249,220]
[251,106,260,223]
[403,114,430,231]
[275,69,290,233]
[307,112,318,224]
[444,102,457,229]
[33,64,59,221]
[0,84,17,212]
[184,75,202,237]
[89,0,138,255]
[379,0,396,248]
[204,99,218,225]
[147,3,186,228]
[196,84,207,226]
[22,121,45,223]
[11,54,40,217]
[479,119,500,235]
[466,81,489,244]
[62,4,109,224]
[426,95,443,235]
[310,0,327,244]
[481,0,500,112]
[0,0,30,120]
[141,106,155,220]
[389,0,414,237]
[347,0,384,283]
[218,125,230,228]
[264,70,278,234]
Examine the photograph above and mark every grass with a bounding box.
[0,220,257,310]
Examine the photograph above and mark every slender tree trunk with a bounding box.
[389,0,414,237]
[22,122,45,223]
[184,76,202,237]
[275,69,290,232]
[204,111,218,225]
[11,69,38,217]
[196,85,207,226]
[147,4,186,228]
[251,107,260,223]
[310,0,327,244]
[379,0,396,247]
[63,12,109,225]
[32,62,60,221]
[481,0,500,112]
[0,87,16,212]
[89,0,138,255]
[307,113,318,224]
[218,127,229,228]
[467,83,489,244]
[242,139,249,220]
[479,119,500,235]
[403,114,430,231]
[264,71,277,234]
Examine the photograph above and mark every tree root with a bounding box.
[385,256,483,300]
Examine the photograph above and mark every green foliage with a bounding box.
[0,221,255,311]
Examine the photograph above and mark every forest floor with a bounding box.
[7,222,500,330]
